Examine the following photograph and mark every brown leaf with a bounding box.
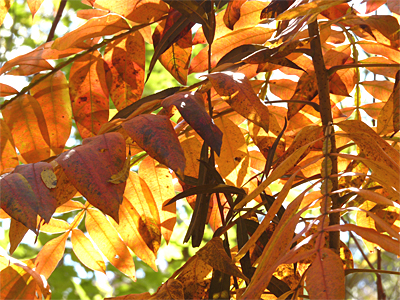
[207,72,270,132]
[122,114,186,177]
[104,32,145,111]
[149,279,184,300]
[31,71,72,155]
[197,237,248,282]
[2,94,50,163]
[86,208,136,280]
[162,92,223,155]
[71,228,106,274]
[35,232,68,279]
[305,248,345,300]
[69,50,109,139]
[56,132,126,223]
[138,156,176,244]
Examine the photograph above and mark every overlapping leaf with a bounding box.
[56,132,126,222]
[223,0,247,30]
[31,71,72,155]
[86,208,136,280]
[69,50,109,139]
[122,114,186,177]
[0,119,18,173]
[162,92,223,155]
[2,94,50,163]
[104,32,145,111]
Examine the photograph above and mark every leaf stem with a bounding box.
[46,0,68,42]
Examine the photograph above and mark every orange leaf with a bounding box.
[269,79,296,100]
[0,119,18,173]
[86,208,136,280]
[207,72,270,132]
[35,232,68,279]
[190,27,274,73]
[0,82,18,96]
[55,200,85,214]
[71,228,106,274]
[0,266,32,300]
[364,0,387,14]
[180,135,202,179]
[93,0,169,24]
[361,80,394,102]
[27,0,44,17]
[361,56,400,78]
[139,156,176,243]
[39,218,70,234]
[208,193,230,232]
[162,92,223,155]
[69,50,109,139]
[359,41,400,64]
[214,116,249,187]
[56,133,126,223]
[9,219,29,255]
[53,14,130,51]
[2,94,50,163]
[305,248,345,299]
[104,32,145,111]
[122,114,186,177]
[13,162,58,223]
[0,0,14,26]
[31,71,72,155]
[77,8,109,20]
[0,173,38,232]
[197,237,248,282]
[223,0,247,30]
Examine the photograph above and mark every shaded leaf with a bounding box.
[162,92,223,155]
[104,32,145,111]
[86,208,136,280]
[0,173,38,232]
[71,228,106,274]
[2,94,50,163]
[207,72,270,132]
[139,156,176,243]
[260,0,295,19]
[35,232,68,279]
[69,50,109,139]
[53,14,130,50]
[109,153,131,185]
[149,279,184,300]
[122,114,185,177]
[56,132,126,223]
[305,248,345,300]
[14,162,58,223]
[223,0,247,30]
[197,237,248,282]
[0,119,18,173]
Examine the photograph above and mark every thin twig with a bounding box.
[46,0,68,42]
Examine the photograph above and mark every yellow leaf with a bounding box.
[109,154,131,184]
[40,168,57,189]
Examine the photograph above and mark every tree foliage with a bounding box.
[1,0,400,299]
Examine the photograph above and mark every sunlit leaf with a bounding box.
[69,50,109,139]
[86,208,136,280]
[0,119,18,173]
[39,217,70,234]
[56,132,126,223]
[55,200,85,214]
[31,71,72,155]
[71,228,106,274]
[305,248,345,299]
[27,0,44,17]
[104,32,145,111]
[0,0,14,26]
[361,56,400,78]
[223,0,246,30]
[9,219,28,255]
[162,92,223,155]
[35,232,68,279]
[139,156,175,243]
[0,83,18,97]
[122,114,186,177]
[361,80,394,102]
[2,94,50,163]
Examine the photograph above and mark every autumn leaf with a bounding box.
[0,119,18,173]
[0,0,14,26]
[69,50,109,139]
[0,83,18,97]
[122,114,186,177]
[162,91,223,155]
[86,208,136,280]
[9,219,29,255]
[27,0,43,17]
[223,0,247,30]
[71,229,106,274]
[35,232,68,279]
[138,156,176,243]
[104,32,145,111]
[2,94,50,163]
[56,132,126,223]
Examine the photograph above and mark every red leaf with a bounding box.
[104,32,145,111]
[56,132,126,223]
[2,95,50,163]
[0,173,38,232]
[69,50,109,139]
[122,114,185,177]
[13,162,58,223]
[223,0,247,30]
[162,92,223,155]
[31,71,72,155]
